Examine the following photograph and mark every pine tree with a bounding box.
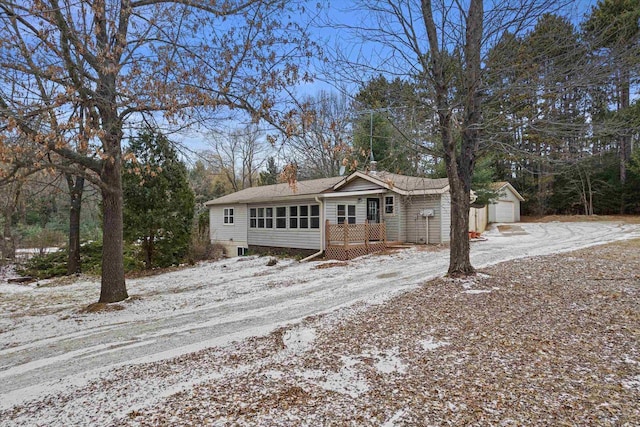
[123,131,195,269]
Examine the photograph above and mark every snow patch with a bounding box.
[362,347,406,375]
[420,337,449,351]
[463,289,491,295]
[302,356,369,398]
[282,326,316,353]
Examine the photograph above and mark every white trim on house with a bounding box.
[333,171,450,196]
[320,189,387,198]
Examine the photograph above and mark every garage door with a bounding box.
[495,200,515,223]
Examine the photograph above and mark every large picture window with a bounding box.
[250,207,274,229]
[252,204,320,229]
[223,208,234,225]
[337,204,356,224]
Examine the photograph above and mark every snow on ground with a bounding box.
[0,221,639,424]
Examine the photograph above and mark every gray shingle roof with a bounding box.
[356,171,449,192]
[204,171,450,206]
[205,176,345,205]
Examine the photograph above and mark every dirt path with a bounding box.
[1,221,639,417]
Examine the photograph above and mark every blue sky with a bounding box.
[179,0,602,154]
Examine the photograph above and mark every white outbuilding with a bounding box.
[488,182,524,223]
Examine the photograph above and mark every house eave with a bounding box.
[321,189,388,198]
[206,193,325,206]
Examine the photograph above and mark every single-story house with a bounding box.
[206,168,451,259]
[487,181,524,223]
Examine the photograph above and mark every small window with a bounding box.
[337,204,346,224]
[257,207,265,228]
[223,208,234,225]
[385,196,395,214]
[289,206,298,229]
[310,204,320,229]
[276,207,286,228]
[249,208,257,228]
[337,204,356,225]
[265,208,273,228]
[300,205,309,229]
[347,205,356,224]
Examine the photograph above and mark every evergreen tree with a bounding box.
[123,131,195,269]
[258,157,279,185]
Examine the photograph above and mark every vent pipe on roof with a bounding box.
[369,160,378,175]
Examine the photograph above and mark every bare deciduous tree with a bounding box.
[0,0,317,302]
[288,91,353,178]
[206,124,268,191]
[331,0,563,276]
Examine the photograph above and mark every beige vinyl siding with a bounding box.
[382,192,402,242]
[247,199,322,250]
[209,205,248,256]
[440,192,451,243]
[404,195,443,244]
[209,205,247,242]
[324,197,367,224]
[339,177,381,192]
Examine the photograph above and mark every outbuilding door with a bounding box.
[495,200,515,223]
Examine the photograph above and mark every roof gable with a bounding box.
[490,181,525,201]
[334,171,449,195]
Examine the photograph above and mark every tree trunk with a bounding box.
[2,206,15,260]
[618,65,630,213]
[99,159,128,303]
[1,185,20,261]
[66,174,84,275]
[143,233,154,269]
[448,176,474,276]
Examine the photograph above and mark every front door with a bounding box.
[367,198,380,223]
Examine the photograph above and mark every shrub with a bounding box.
[19,241,145,279]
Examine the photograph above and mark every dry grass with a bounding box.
[78,302,126,314]
[314,261,349,269]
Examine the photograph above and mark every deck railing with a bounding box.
[326,220,386,246]
[325,220,387,260]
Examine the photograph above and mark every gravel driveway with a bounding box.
[1,220,639,425]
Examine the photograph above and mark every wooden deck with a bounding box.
[325,220,387,260]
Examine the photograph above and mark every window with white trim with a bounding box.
[250,207,274,229]
[310,204,320,229]
[258,207,266,228]
[384,196,395,214]
[223,208,234,225]
[289,206,298,228]
[299,205,309,228]
[276,207,286,228]
[265,208,273,228]
[249,208,257,228]
[337,204,356,224]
